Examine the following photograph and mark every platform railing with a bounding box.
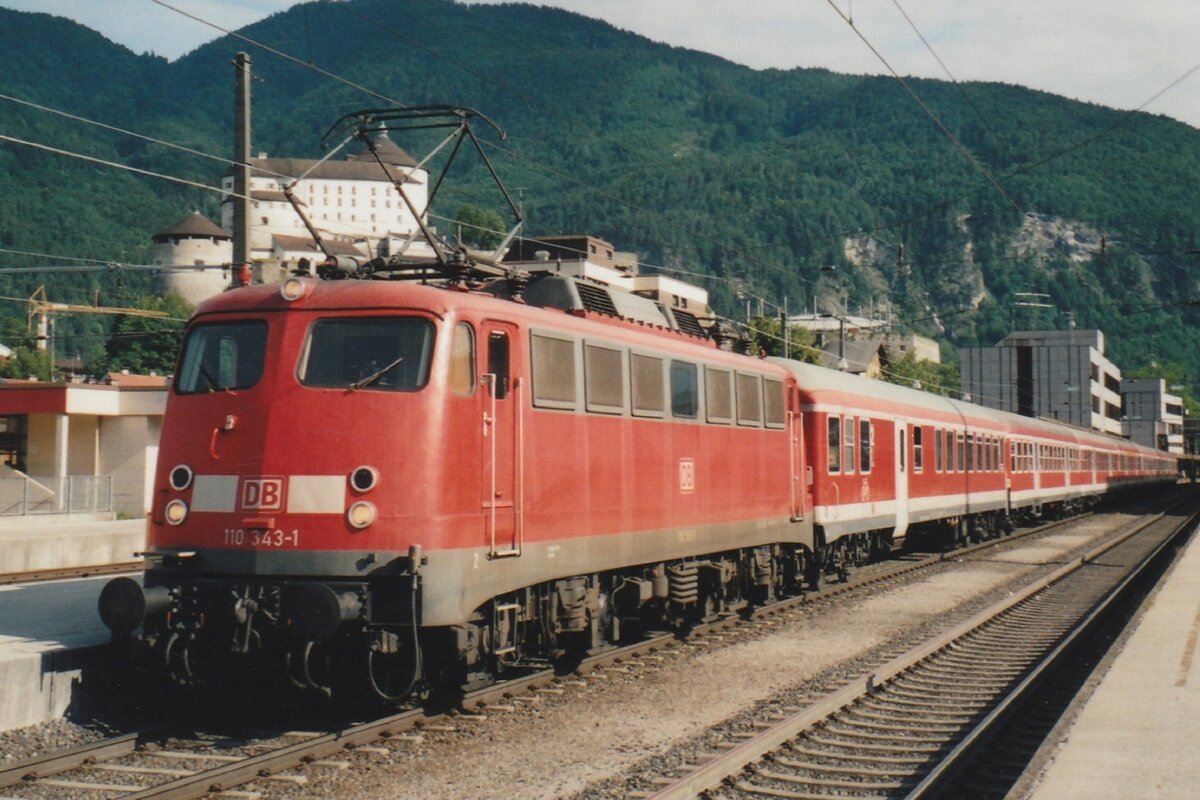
[0,474,114,516]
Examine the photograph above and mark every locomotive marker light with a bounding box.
[169,464,194,491]
[164,498,189,526]
[350,465,379,493]
[347,500,377,529]
[279,276,311,302]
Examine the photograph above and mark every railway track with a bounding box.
[633,499,1198,800]
[0,504,1168,799]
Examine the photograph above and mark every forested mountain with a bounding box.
[2,0,1200,390]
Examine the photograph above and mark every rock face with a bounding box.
[1013,212,1103,263]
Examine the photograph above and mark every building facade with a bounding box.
[1121,378,1184,453]
[961,329,1123,435]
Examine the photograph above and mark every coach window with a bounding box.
[670,361,699,419]
[913,426,923,472]
[828,416,841,473]
[584,343,625,413]
[448,322,475,397]
[935,427,944,472]
[946,430,955,471]
[763,378,785,428]
[899,428,906,472]
[705,367,733,424]
[860,419,872,473]
[843,416,855,473]
[966,433,974,472]
[631,353,665,417]
[530,333,575,408]
[736,373,763,426]
[957,432,965,471]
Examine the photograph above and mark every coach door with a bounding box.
[481,323,520,557]
[894,419,910,538]
[787,387,808,520]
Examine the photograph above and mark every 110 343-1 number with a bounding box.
[223,528,300,547]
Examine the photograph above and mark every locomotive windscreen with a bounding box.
[175,321,267,394]
[298,317,434,391]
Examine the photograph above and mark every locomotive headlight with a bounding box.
[164,499,189,526]
[279,276,310,302]
[169,464,193,491]
[347,500,376,529]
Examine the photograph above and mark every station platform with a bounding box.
[0,517,144,575]
[1029,522,1200,798]
[0,575,118,731]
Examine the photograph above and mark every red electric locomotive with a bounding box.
[97,108,1178,702]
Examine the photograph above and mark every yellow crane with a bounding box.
[27,285,170,352]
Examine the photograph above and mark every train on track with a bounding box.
[98,108,1178,703]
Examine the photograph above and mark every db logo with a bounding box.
[240,477,285,511]
[679,459,695,494]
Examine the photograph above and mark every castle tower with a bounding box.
[151,212,232,306]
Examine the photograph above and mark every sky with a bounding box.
[3,0,1200,130]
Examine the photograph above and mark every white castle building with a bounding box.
[154,134,431,304]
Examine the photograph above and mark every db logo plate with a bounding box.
[679,459,695,494]
[240,477,285,511]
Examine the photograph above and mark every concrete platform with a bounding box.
[0,575,119,731]
[1030,526,1200,798]
[0,518,144,575]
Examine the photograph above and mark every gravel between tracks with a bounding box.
[244,514,1133,800]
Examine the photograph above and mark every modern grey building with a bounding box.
[1121,378,1184,453]
[960,329,1123,435]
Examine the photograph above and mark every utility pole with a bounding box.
[232,52,252,272]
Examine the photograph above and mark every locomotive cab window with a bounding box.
[298,317,433,392]
[448,322,475,397]
[177,320,267,394]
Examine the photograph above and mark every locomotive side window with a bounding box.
[177,320,267,394]
[736,373,762,426]
[763,379,785,428]
[631,353,665,417]
[843,416,855,474]
[705,367,732,424]
[530,333,576,408]
[859,419,872,473]
[584,343,625,414]
[448,323,475,397]
[298,318,433,392]
[670,361,698,418]
[912,426,923,472]
[827,416,841,473]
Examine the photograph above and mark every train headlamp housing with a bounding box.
[347,501,376,530]
[279,276,311,302]
[169,464,193,491]
[164,499,189,526]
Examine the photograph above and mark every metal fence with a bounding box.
[0,474,114,516]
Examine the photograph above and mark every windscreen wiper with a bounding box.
[351,356,404,390]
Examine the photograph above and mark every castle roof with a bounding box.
[153,212,229,241]
[348,132,418,167]
[271,234,365,257]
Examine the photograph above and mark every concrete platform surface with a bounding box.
[0,518,144,574]
[0,575,118,731]
[1030,528,1200,798]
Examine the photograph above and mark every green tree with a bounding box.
[748,316,821,364]
[453,204,506,250]
[883,350,961,397]
[0,346,53,381]
[98,294,192,376]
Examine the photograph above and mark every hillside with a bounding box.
[2,0,1200,387]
